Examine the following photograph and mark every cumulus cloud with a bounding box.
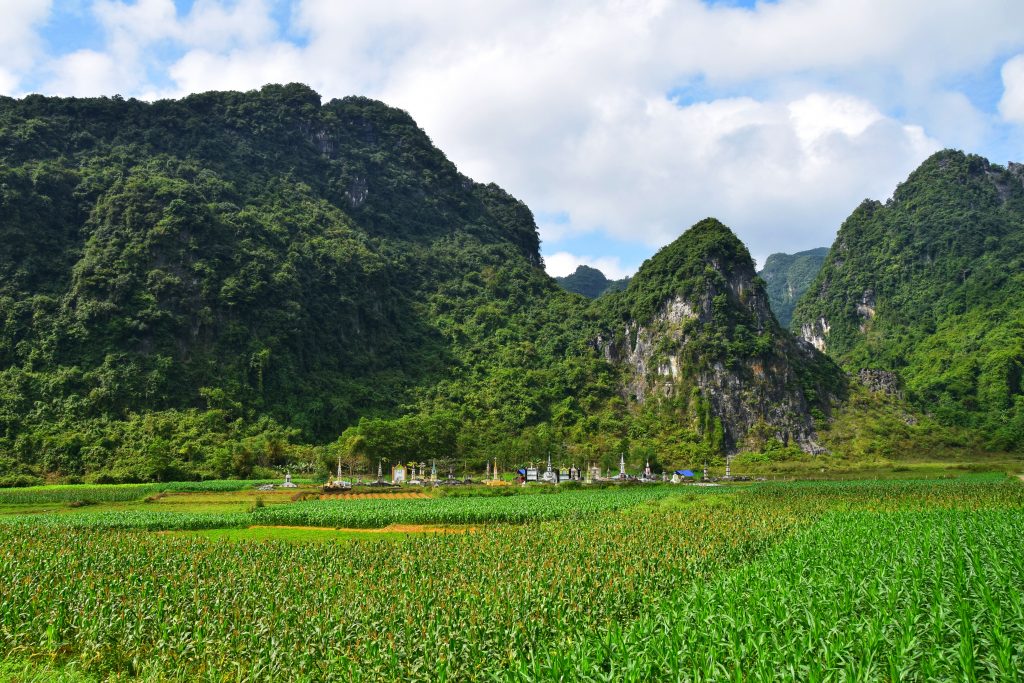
[44,0,283,96]
[16,0,1024,274]
[46,50,124,97]
[526,92,937,263]
[545,252,631,280]
[1000,54,1024,124]
[0,0,52,95]
[166,44,307,97]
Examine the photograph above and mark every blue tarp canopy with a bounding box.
[676,470,695,477]
[517,468,527,475]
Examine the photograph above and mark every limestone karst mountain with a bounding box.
[0,85,1010,483]
[596,218,844,454]
[792,150,1024,450]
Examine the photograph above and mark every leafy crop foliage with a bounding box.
[0,477,1020,680]
[793,151,1024,450]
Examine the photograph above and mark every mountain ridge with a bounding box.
[554,265,630,298]
[0,87,1012,484]
[758,247,829,328]
[792,149,1024,450]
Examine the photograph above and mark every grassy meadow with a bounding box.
[0,474,1021,681]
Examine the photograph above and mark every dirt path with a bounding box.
[319,492,431,500]
[252,523,471,534]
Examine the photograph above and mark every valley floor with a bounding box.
[0,475,1022,681]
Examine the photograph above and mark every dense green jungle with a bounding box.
[793,151,1024,453]
[0,85,1020,486]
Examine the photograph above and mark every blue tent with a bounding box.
[517,468,527,476]
[675,470,695,477]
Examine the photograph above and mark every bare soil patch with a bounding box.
[252,523,470,534]
[320,492,431,500]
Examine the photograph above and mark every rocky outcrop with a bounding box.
[800,317,830,353]
[857,368,902,398]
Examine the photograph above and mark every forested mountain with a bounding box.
[2,87,1008,484]
[793,150,1024,450]
[0,84,618,483]
[758,247,828,328]
[595,219,844,455]
[555,265,630,298]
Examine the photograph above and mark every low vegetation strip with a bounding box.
[0,485,696,531]
[0,479,302,505]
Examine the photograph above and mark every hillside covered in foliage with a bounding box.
[0,87,1012,485]
[793,150,1024,451]
[595,219,844,456]
[758,247,829,328]
[555,265,630,298]
[0,84,625,483]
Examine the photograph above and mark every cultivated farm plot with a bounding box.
[0,475,1022,681]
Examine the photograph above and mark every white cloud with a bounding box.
[177,0,278,50]
[44,0,282,97]
[166,44,307,96]
[663,0,1024,85]
[544,252,631,280]
[46,50,123,96]
[0,0,52,95]
[1000,54,1024,124]
[533,92,936,261]
[16,1,1024,264]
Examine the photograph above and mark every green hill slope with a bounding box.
[792,150,1024,450]
[3,87,1001,483]
[0,85,617,482]
[758,247,829,328]
[555,265,630,298]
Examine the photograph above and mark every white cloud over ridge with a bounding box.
[0,0,52,96]
[13,1,1024,274]
[546,252,631,280]
[1000,54,1024,124]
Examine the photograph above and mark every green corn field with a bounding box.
[0,475,1021,681]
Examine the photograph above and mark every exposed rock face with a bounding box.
[801,317,830,353]
[857,368,902,399]
[601,218,843,454]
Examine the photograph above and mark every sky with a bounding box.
[3,1,1024,277]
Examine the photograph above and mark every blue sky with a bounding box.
[4,0,1024,277]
